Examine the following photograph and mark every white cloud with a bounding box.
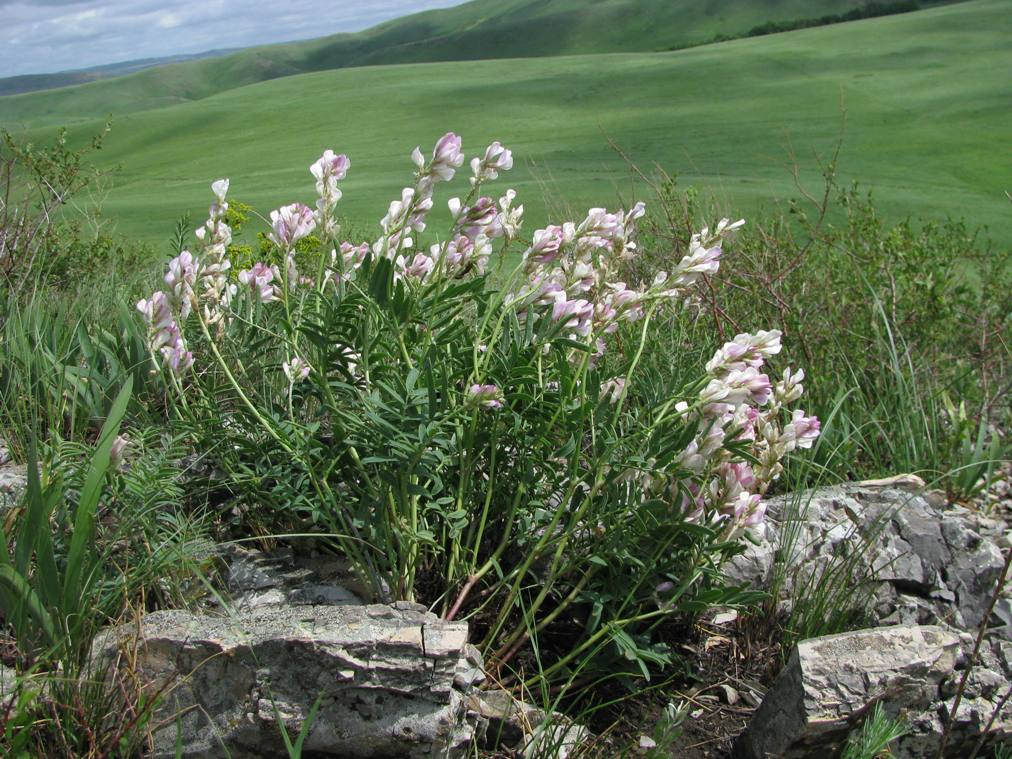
[0,0,465,77]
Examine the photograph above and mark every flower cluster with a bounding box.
[311,149,349,238]
[137,179,236,373]
[136,134,817,541]
[136,290,192,375]
[196,179,236,326]
[237,262,280,303]
[656,330,819,534]
[510,202,744,370]
[370,133,522,281]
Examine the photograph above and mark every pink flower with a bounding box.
[578,208,623,240]
[468,383,503,410]
[164,251,199,313]
[138,295,193,376]
[601,377,626,403]
[269,203,316,248]
[310,150,350,185]
[400,252,434,280]
[336,241,370,280]
[724,367,773,406]
[238,262,279,303]
[605,282,645,322]
[471,141,513,184]
[450,196,501,239]
[525,226,564,265]
[706,331,782,376]
[679,481,705,522]
[789,410,821,449]
[162,341,193,375]
[137,291,174,334]
[672,240,722,286]
[721,462,757,492]
[418,132,464,182]
[283,356,311,383]
[551,297,594,336]
[744,499,767,527]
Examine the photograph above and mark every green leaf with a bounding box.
[0,565,58,651]
[62,378,132,613]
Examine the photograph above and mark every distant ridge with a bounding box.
[0,49,238,98]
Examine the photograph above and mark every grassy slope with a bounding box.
[8,0,1010,246]
[0,50,238,97]
[0,0,882,128]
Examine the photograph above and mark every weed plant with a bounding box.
[132,133,822,692]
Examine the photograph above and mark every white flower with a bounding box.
[283,356,311,383]
[211,178,229,202]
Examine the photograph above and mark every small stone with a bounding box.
[639,735,657,749]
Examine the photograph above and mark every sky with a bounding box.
[0,0,465,78]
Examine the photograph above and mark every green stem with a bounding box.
[194,314,291,452]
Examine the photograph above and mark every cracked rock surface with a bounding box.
[91,602,482,758]
[723,479,1010,632]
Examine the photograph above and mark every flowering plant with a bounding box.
[138,133,818,680]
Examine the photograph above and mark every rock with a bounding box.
[0,664,17,711]
[465,687,592,756]
[467,687,545,748]
[0,461,27,512]
[734,624,1012,759]
[91,603,481,758]
[223,545,364,610]
[724,481,1009,634]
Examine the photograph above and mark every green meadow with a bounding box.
[1,0,1008,246]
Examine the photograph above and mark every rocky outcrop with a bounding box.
[734,624,1012,759]
[91,603,482,758]
[724,478,1009,633]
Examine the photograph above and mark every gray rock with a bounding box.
[467,687,546,748]
[734,625,962,758]
[465,686,592,756]
[734,624,1012,759]
[223,545,364,610]
[725,481,1009,634]
[0,664,17,711]
[91,603,480,758]
[0,461,27,512]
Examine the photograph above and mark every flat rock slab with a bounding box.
[92,603,480,758]
[734,624,1012,758]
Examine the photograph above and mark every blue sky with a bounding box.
[0,0,464,77]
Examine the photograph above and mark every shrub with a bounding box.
[135,134,819,685]
[0,126,113,300]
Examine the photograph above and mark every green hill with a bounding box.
[0,0,908,128]
[0,50,239,98]
[4,0,1008,247]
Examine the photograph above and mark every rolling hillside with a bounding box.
[3,0,1008,247]
[0,49,239,98]
[0,0,907,128]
